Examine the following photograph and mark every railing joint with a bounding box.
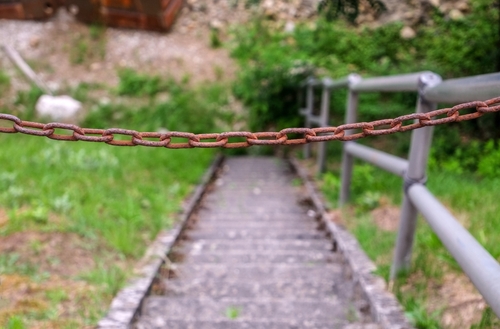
[403,174,426,194]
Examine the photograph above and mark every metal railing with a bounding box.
[299,76,350,172]
[298,71,500,317]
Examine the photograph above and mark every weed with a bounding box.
[0,254,38,277]
[13,87,43,120]
[402,297,442,329]
[0,69,10,95]
[5,316,26,329]
[346,304,359,322]
[69,26,106,65]
[471,307,500,329]
[225,306,242,319]
[45,288,69,304]
[117,68,165,97]
[210,28,222,48]
[79,263,126,296]
[214,66,225,81]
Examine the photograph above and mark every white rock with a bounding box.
[429,0,440,7]
[284,20,295,33]
[400,26,416,40]
[35,95,82,121]
[449,9,464,20]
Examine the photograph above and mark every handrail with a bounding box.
[409,184,500,316]
[344,142,408,177]
[350,71,437,92]
[423,72,500,104]
[297,70,500,319]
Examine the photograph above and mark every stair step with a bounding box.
[140,296,349,324]
[191,220,318,230]
[163,276,342,299]
[196,213,316,222]
[197,209,313,217]
[135,318,373,329]
[185,229,326,240]
[175,249,337,264]
[169,263,342,282]
[175,239,333,252]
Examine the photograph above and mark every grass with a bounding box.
[0,67,229,327]
[225,306,242,319]
[0,135,214,256]
[317,145,500,328]
[69,24,107,65]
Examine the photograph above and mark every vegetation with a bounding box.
[230,0,498,136]
[0,70,230,327]
[0,70,10,94]
[69,24,107,65]
[229,0,500,327]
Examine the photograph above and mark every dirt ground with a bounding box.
[0,3,241,94]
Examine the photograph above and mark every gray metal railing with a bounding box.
[298,71,500,317]
[299,76,350,172]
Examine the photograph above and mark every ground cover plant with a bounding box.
[0,69,231,327]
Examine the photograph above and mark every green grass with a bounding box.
[69,24,107,65]
[225,306,242,319]
[0,134,215,257]
[0,70,10,95]
[0,69,230,327]
[320,153,500,328]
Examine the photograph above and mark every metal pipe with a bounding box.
[324,76,350,90]
[344,142,408,176]
[303,79,315,158]
[317,83,331,173]
[2,44,53,95]
[308,116,322,126]
[423,72,500,104]
[351,71,436,92]
[408,184,500,317]
[339,74,362,206]
[391,73,441,279]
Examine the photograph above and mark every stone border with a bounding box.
[97,155,224,329]
[289,158,413,329]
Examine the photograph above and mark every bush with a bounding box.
[230,0,498,146]
[117,68,165,97]
[84,70,229,134]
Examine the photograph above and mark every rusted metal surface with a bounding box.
[0,0,184,31]
[0,0,59,20]
[65,0,184,31]
[0,96,499,149]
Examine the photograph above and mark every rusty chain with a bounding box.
[0,97,499,149]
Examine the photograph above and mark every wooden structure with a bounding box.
[0,0,184,31]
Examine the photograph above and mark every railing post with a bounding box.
[390,72,442,279]
[303,77,315,159]
[339,74,362,206]
[317,78,333,173]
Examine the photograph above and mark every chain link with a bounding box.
[0,97,499,149]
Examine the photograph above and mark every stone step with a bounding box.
[190,220,319,231]
[140,296,349,325]
[196,213,316,222]
[169,263,342,282]
[163,276,342,299]
[185,229,326,241]
[175,239,333,252]
[135,318,378,329]
[175,249,337,264]
[197,209,313,217]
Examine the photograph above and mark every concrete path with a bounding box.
[134,157,381,329]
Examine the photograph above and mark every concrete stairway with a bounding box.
[134,157,380,329]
